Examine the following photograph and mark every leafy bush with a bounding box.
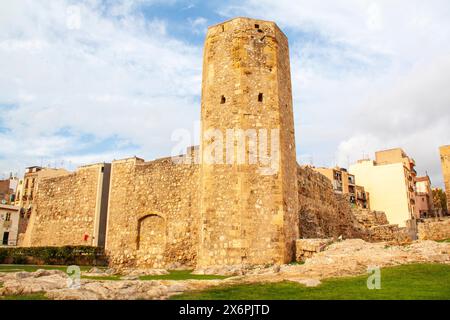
[0,246,108,266]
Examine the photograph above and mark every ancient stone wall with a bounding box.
[418,218,450,241]
[352,208,410,243]
[297,165,365,239]
[295,238,333,262]
[26,164,104,247]
[105,157,200,269]
[352,208,389,228]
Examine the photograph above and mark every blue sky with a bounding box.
[0,0,449,187]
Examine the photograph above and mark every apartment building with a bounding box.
[313,167,370,209]
[0,204,20,246]
[415,175,435,218]
[349,148,417,228]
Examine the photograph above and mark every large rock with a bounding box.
[295,239,333,262]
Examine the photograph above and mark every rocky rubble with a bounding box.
[418,218,450,241]
[1,239,449,300]
[295,238,333,262]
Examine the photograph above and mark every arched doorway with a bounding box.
[136,214,166,266]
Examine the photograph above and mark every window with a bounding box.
[258,93,263,102]
[221,95,226,104]
[2,232,9,246]
[255,24,259,29]
[5,213,11,221]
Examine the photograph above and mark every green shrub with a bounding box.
[0,246,107,266]
[0,250,7,264]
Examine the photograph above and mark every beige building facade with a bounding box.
[415,176,435,218]
[0,204,20,246]
[349,148,417,228]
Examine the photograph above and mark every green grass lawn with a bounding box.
[0,293,48,300]
[172,264,450,300]
[0,264,95,273]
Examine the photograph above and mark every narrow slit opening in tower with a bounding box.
[258,93,263,102]
[221,95,226,104]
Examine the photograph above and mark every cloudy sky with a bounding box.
[0,0,449,187]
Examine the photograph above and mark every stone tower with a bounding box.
[440,145,450,212]
[198,18,299,267]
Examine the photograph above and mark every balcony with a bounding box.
[333,180,343,192]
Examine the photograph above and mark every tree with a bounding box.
[432,188,448,215]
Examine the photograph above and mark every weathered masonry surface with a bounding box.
[105,157,200,268]
[198,18,299,267]
[440,145,450,212]
[25,163,109,247]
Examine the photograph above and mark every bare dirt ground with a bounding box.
[1,239,449,300]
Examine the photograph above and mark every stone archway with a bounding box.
[136,214,167,267]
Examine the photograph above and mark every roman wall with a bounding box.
[25,164,105,247]
[297,165,366,239]
[105,157,200,269]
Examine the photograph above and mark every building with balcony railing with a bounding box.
[349,148,417,228]
[415,175,435,218]
[313,167,370,209]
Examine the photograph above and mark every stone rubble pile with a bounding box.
[295,238,333,262]
[418,218,450,241]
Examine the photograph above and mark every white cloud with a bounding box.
[220,0,450,187]
[188,17,208,34]
[1,0,449,189]
[0,0,202,177]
